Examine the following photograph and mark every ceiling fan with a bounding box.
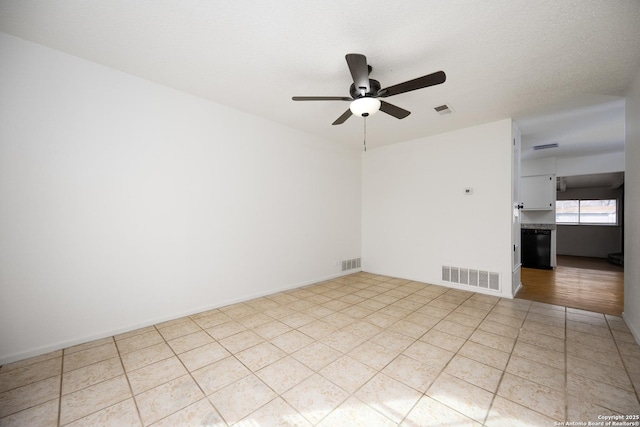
[292,53,446,125]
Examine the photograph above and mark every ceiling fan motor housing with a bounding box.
[350,79,381,98]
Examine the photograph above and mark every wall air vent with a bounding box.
[341,258,361,272]
[533,143,559,151]
[434,104,453,115]
[442,265,500,292]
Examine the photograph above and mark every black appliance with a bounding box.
[521,229,552,269]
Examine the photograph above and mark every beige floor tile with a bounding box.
[149,398,225,427]
[0,357,61,394]
[208,374,276,425]
[115,330,164,355]
[319,355,377,393]
[218,330,264,354]
[566,329,614,351]
[191,356,250,396]
[342,321,382,340]
[567,311,607,326]
[485,395,558,427]
[59,375,131,425]
[317,396,395,427]
[567,373,640,415]
[511,341,565,370]
[0,350,62,374]
[291,342,342,371]
[370,330,415,352]
[348,341,398,371]
[62,357,123,395]
[497,373,564,421]
[382,354,440,393]
[427,372,494,423]
[281,374,350,425]
[239,396,311,426]
[419,329,464,353]
[166,331,214,354]
[205,321,246,340]
[237,312,274,329]
[454,305,490,319]
[297,319,337,340]
[235,342,286,372]
[302,305,334,319]
[0,397,58,427]
[402,395,481,427]
[505,355,564,391]
[157,320,201,341]
[567,341,624,368]
[114,326,157,342]
[320,330,365,353]
[134,375,203,425]
[354,373,422,423]
[403,341,454,371]
[64,337,115,355]
[271,330,315,354]
[322,312,357,328]
[566,395,623,424]
[363,312,399,328]
[256,356,314,394]
[567,355,633,390]
[567,320,612,337]
[478,319,520,339]
[521,319,565,339]
[252,320,292,340]
[432,319,476,339]
[127,356,187,395]
[470,329,516,353]
[445,354,502,392]
[387,319,430,339]
[279,312,315,329]
[120,343,173,373]
[177,342,230,373]
[517,329,565,353]
[0,376,60,418]
[64,342,119,372]
[525,312,565,329]
[64,398,141,427]
[485,312,525,328]
[220,303,258,320]
[190,311,232,329]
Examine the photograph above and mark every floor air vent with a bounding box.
[342,258,361,272]
[442,265,500,291]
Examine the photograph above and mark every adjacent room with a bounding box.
[1,1,640,426]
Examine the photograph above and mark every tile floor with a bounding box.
[1,272,640,426]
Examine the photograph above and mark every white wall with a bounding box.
[0,33,361,363]
[362,119,514,298]
[624,69,640,341]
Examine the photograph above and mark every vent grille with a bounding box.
[341,258,361,272]
[434,104,453,115]
[442,265,500,292]
[533,143,558,151]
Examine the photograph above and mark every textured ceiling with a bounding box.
[1,0,639,152]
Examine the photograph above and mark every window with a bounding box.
[556,199,618,225]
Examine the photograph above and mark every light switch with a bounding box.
[464,188,473,195]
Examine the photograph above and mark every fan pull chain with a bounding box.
[363,117,367,152]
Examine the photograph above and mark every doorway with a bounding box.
[516,255,624,315]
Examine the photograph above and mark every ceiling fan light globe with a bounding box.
[350,97,381,117]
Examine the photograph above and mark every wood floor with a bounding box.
[516,255,624,316]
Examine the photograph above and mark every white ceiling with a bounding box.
[1,1,639,152]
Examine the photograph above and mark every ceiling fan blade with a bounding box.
[379,101,411,119]
[345,54,370,95]
[332,109,353,125]
[292,96,352,101]
[379,71,446,98]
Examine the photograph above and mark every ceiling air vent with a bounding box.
[434,104,452,115]
[533,143,559,151]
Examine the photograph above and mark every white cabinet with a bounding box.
[521,175,554,210]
